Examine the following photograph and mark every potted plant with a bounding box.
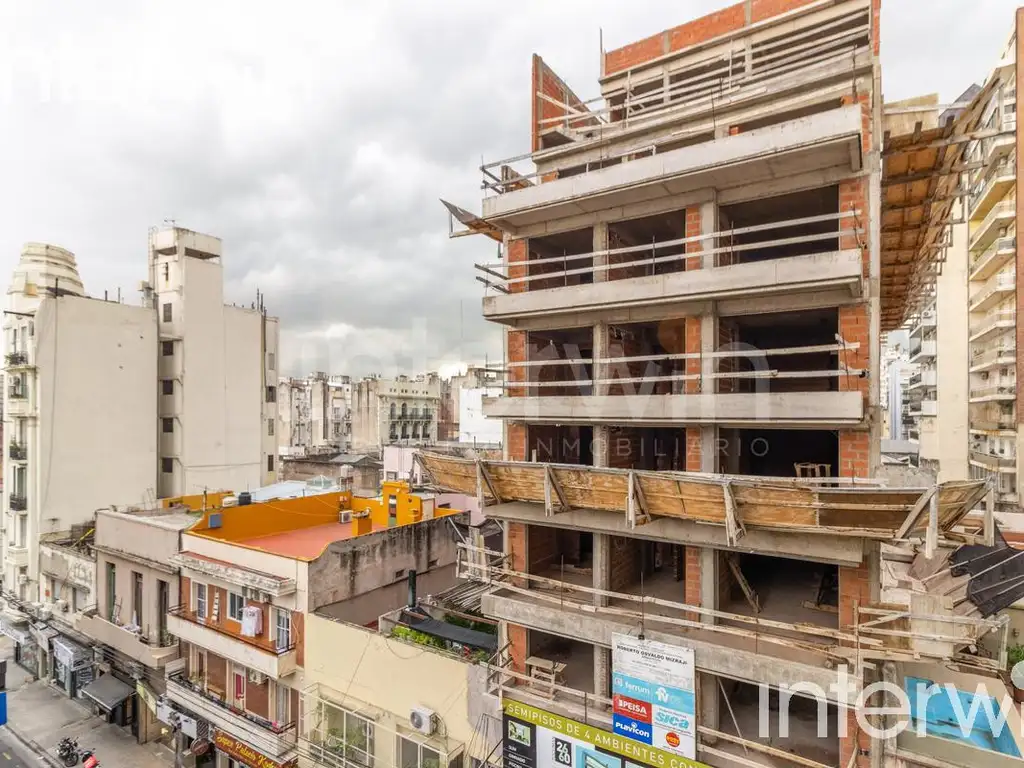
[1007,643,1024,703]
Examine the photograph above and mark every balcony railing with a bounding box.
[167,604,295,655]
[968,201,1015,252]
[4,352,28,367]
[970,345,1016,370]
[971,415,1015,431]
[8,494,26,511]
[8,443,26,461]
[969,385,1016,400]
[970,236,1016,281]
[7,385,26,400]
[168,671,295,735]
[970,450,1016,470]
[969,310,1016,343]
[969,269,1016,311]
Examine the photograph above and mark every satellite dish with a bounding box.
[1010,660,1024,690]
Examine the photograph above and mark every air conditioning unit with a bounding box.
[339,510,352,524]
[248,670,267,685]
[409,706,437,735]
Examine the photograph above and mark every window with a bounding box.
[106,562,117,622]
[398,736,441,768]
[194,583,207,619]
[161,457,173,473]
[158,580,169,639]
[228,592,244,622]
[275,608,291,650]
[132,572,143,626]
[232,667,246,707]
[322,708,375,768]
[274,682,290,726]
[162,341,174,356]
[266,385,277,403]
[162,418,174,433]
[268,418,275,437]
[162,379,174,395]
[268,352,276,371]
[162,303,172,322]
[267,455,275,472]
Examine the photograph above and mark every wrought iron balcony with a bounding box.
[9,494,27,511]
[4,352,28,367]
[9,443,26,461]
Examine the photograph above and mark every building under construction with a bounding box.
[438,1,1018,766]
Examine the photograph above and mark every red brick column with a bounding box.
[838,303,870,478]
[684,546,702,621]
[685,316,702,394]
[839,560,873,768]
[508,238,527,293]
[685,208,703,270]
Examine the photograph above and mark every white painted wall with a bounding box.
[458,386,503,445]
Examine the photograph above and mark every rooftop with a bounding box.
[246,477,342,502]
[98,507,198,531]
[240,522,359,560]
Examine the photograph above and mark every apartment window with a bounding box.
[275,608,291,650]
[162,303,172,322]
[268,418,275,437]
[398,736,441,768]
[162,418,174,433]
[162,379,174,395]
[330,708,375,768]
[228,592,244,622]
[194,582,207,619]
[268,352,276,371]
[132,571,143,626]
[275,682,290,726]
[268,455,275,472]
[161,457,173,473]
[106,562,117,623]
[158,580,169,639]
[16,514,26,548]
[162,341,174,356]
[266,385,277,403]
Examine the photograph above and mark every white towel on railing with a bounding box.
[241,605,263,637]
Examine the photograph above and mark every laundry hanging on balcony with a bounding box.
[241,605,263,637]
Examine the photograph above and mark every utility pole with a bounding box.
[173,729,183,768]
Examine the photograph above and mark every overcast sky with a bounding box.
[0,1,1017,377]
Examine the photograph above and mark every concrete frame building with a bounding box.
[434,1,1016,765]
[966,31,1020,513]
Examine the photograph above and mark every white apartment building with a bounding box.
[966,36,1019,512]
[2,244,158,600]
[350,374,440,452]
[277,377,311,455]
[148,227,279,497]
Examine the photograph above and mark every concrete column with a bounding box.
[593,222,609,284]
[700,310,718,471]
[700,198,718,270]
[593,533,612,698]
[699,547,720,741]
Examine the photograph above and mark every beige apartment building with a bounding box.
[967,32,1020,513]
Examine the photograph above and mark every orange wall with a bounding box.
[190,491,353,541]
[351,481,462,527]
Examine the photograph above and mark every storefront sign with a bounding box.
[612,634,696,760]
[214,730,289,768]
[502,700,709,768]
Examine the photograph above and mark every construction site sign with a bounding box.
[612,634,696,760]
[502,700,708,768]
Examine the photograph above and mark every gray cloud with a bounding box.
[0,0,1017,376]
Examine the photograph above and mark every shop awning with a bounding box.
[81,674,134,712]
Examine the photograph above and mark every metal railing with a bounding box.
[970,450,1016,470]
[7,384,26,400]
[970,345,1015,368]
[8,443,26,461]
[8,494,26,511]
[4,352,28,367]
[168,671,296,735]
[477,211,860,295]
[168,604,296,655]
[969,384,1016,400]
[969,269,1016,308]
[970,236,1016,271]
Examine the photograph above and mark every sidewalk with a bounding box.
[0,637,173,768]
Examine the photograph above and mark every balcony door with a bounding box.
[275,608,291,650]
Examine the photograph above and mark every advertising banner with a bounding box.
[502,699,709,768]
[611,634,696,760]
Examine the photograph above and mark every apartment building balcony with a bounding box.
[482,247,863,328]
[908,340,937,362]
[907,400,938,418]
[8,494,26,512]
[3,351,30,369]
[480,106,863,232]
[969,310,1016,344]
[969,236,1016,282]
[970,344,1016,373]
[968,160,1016,222]
[969,384,1016,403]
[77,611,178,669]
[8,443,26,462]
[983,132,1016,165]
[970,415,1016,433]
[908,312,937,337]
[166,606,297,679]
[969,269,1016,313]
[908,370,937,389]
[5,543,28,569]
[969,201,1015,253]
[166,672,297,761]
[969,451,1016,473]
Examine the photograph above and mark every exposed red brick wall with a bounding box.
[604,34,666,78]
[751,0,820,22]
[528,524,558,574]
[508,238,528,294]
[608,427,643,468]
[532,55,597,152]
[508,623,528,673]
[610,536,640,591]
[247,674,270,718]
[839,431,870,478]
[207,651,227,693]
[686,429,703,472]
[685,316,702,395]
[684,546,702,620]
[840,712,871,768]
[507,424,527,461]
[839,558,874,767]
[508,521,527,573]
[508,330,527,398]
[685,208,703,271]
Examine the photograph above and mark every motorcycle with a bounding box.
[55,737,99,767]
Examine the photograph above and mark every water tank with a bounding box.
[238,491,252,506]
